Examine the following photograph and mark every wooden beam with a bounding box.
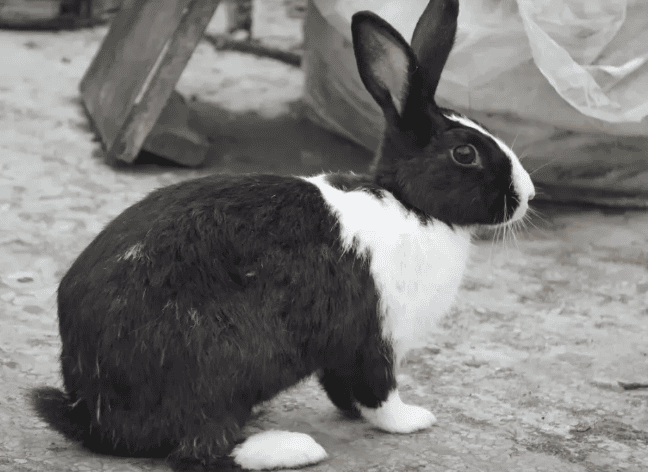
[80,0,221,165]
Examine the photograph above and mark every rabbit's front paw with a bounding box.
[231,430,327,470]
[359,390,436,434]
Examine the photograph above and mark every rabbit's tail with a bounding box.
[30,386,90,443]
[29,387,268,471]
[29,386,164,457]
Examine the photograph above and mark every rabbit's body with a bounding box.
[34,1,536,469]
[56,171,470,462]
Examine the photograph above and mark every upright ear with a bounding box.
[351,11,418,119]
[410,0,459,100]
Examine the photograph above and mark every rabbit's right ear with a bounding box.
[352,11,418,120]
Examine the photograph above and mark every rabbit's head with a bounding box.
[352,0,534,227]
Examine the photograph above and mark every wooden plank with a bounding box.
[0,0,61,24]
[0,0,108,29]
[80,0,221,164]
[90,0,122,17]
[141,90,211,167]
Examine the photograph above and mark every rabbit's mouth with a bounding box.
[484,193,532,230]
[499,159,535,228]
[506,195,532,225]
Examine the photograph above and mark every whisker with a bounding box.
[529,155,563,176]
[511,131,521,154]
[498,223,506,256]
[518,148,532,162]
[511,212,520,244]
[521,216,533,235]
[524,216,543,234]
[526,206,551,225]
[526,205,546,217]
[502,198,510,254]
[488,219,501,268]
[508,220,516,251]
[523,208,551,238]
[511,220,521,250]
[518,219,529,239]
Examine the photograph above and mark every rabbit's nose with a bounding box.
[528,190,535,201]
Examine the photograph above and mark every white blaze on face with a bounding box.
[444,113,535,223]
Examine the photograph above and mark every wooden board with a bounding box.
[0,0,116,29]
[0,0,61,23]
[80,0,221,165]
[141,89,210,167]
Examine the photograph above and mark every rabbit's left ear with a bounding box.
[352,11,418,120]
[411,0,459,100]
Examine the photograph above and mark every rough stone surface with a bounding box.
[1,8,648,472]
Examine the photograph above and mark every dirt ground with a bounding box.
[1,6,648,472]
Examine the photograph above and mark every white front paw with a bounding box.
[359,390,436,434]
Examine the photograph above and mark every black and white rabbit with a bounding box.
[34,0,534,469]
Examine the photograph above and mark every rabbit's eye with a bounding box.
[451,144,479,166]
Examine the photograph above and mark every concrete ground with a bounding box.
[1,9,648,472]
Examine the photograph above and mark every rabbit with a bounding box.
[32,0,535,470]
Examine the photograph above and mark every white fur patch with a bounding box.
[359,389,436,433]
[444,113,535,223]
[231,430,327,470]
[303,175,472,366]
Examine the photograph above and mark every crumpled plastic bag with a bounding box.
[481,0,647,123]
[307,0,648,129]
[401,0,648,123]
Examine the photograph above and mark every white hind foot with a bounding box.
[231,430,328,470]
[359,390,436,434]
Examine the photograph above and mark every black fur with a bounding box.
[49,173,396,461]
[325,172,384,199]
[32,0,529,467]
[411,0,459,99]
